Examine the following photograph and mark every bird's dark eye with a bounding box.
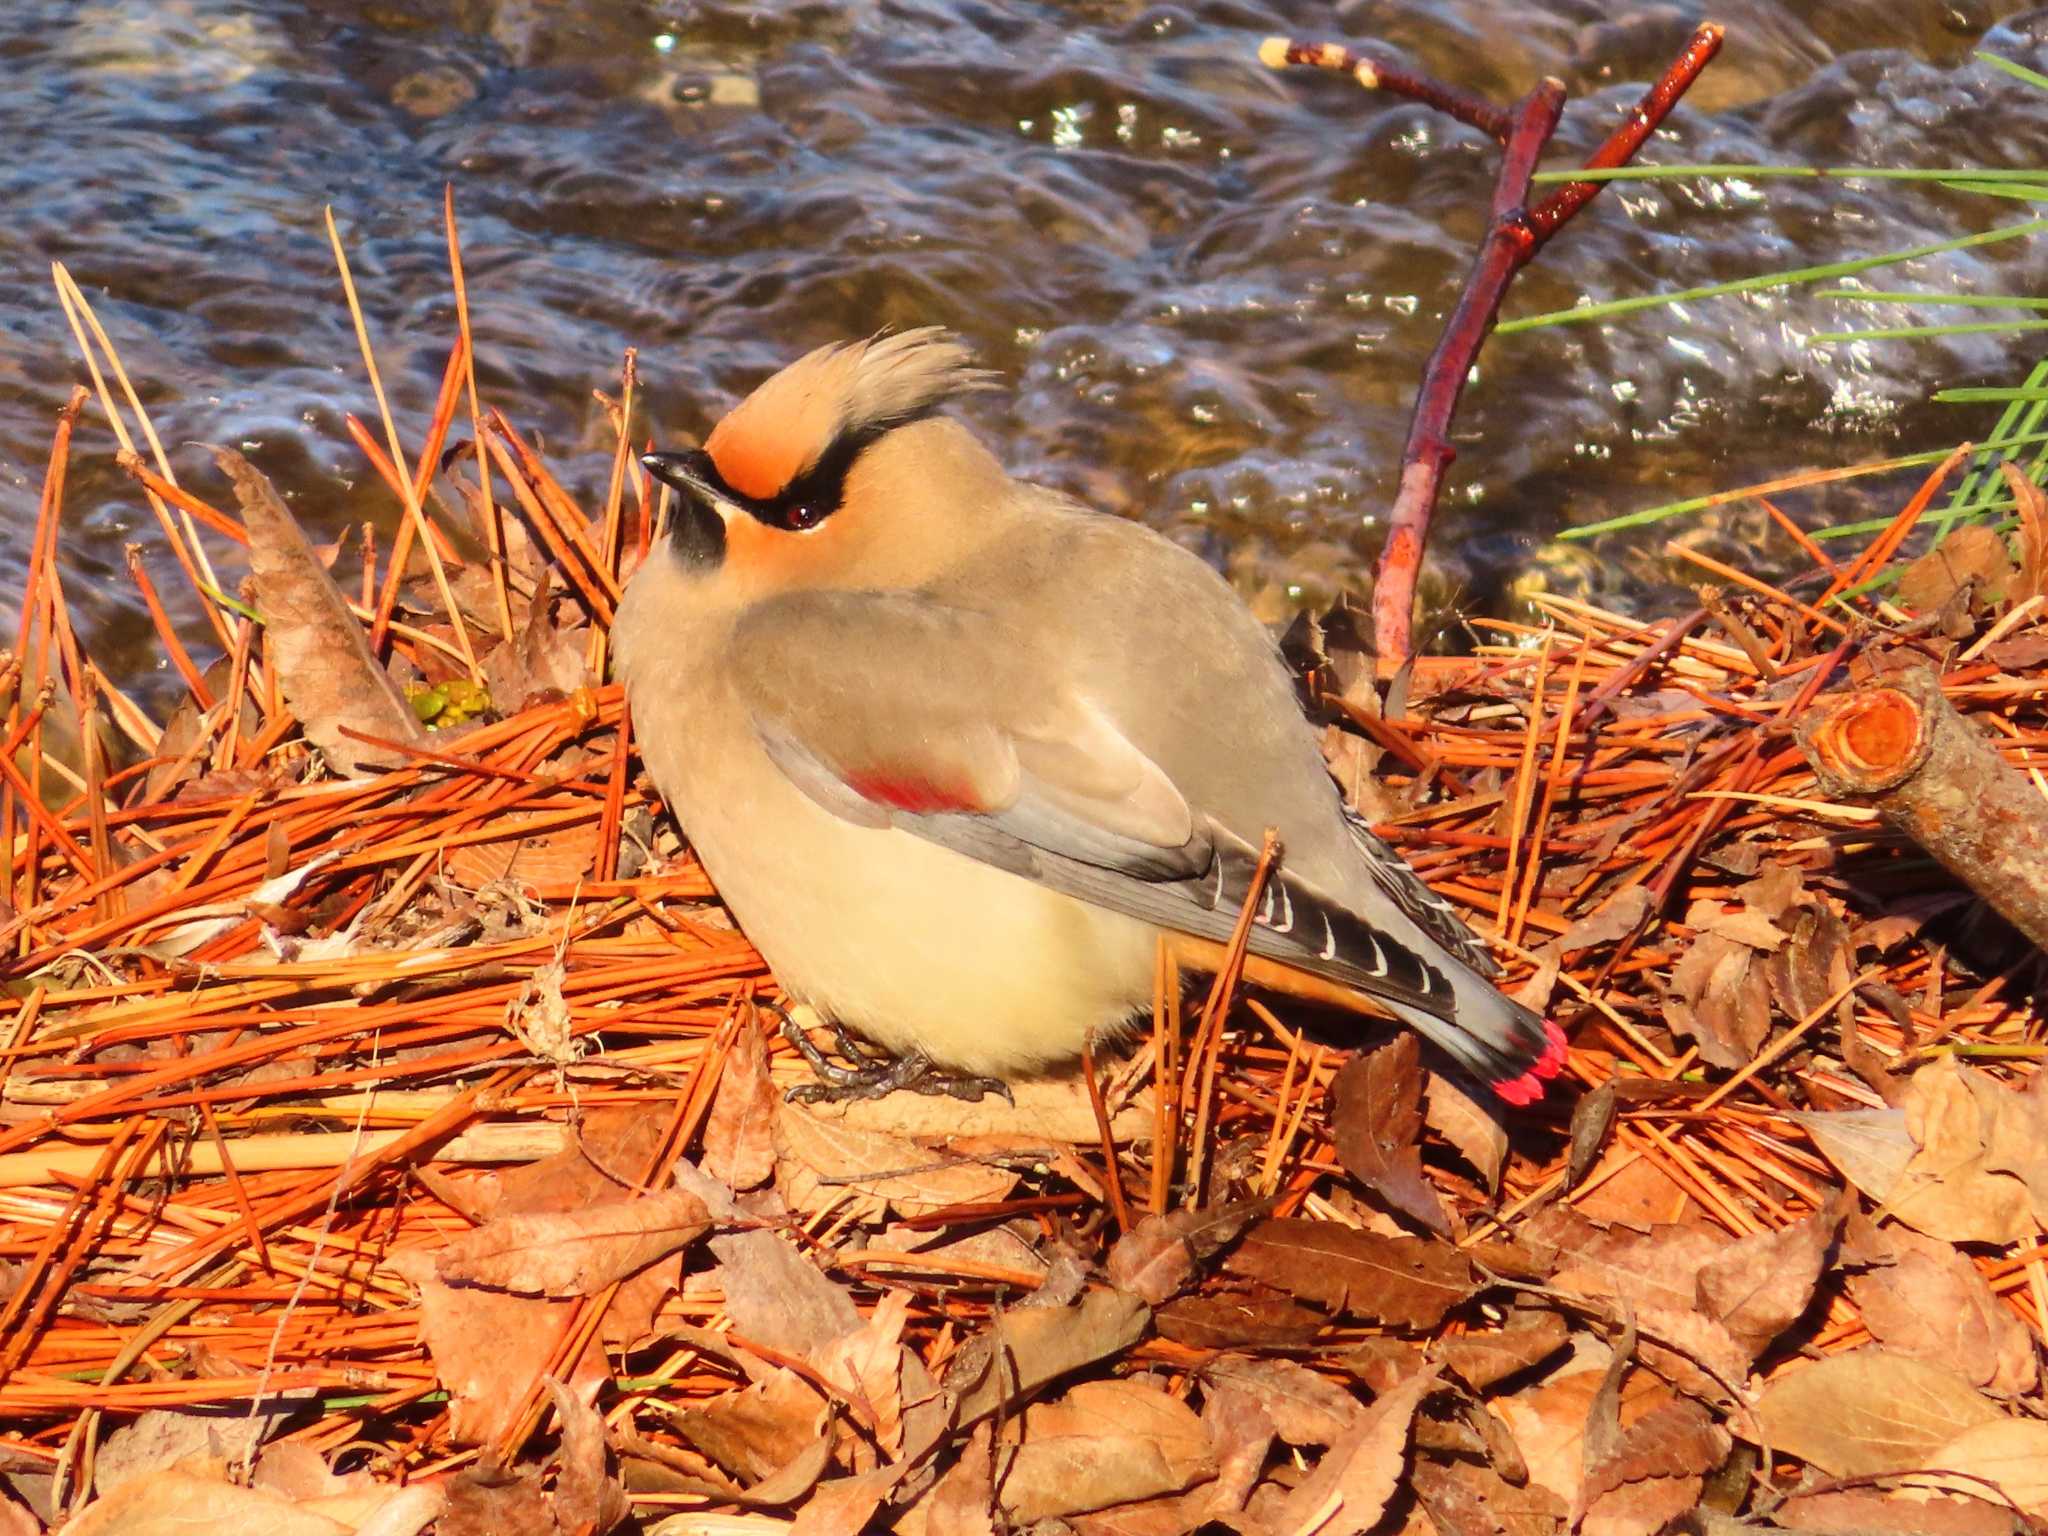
[782,501,827,531]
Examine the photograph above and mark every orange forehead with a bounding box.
[702,349,855,500]
[703,409,806,501]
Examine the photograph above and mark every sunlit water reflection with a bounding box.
[4,0,2048,709]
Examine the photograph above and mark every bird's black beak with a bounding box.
[642,449,723,503]
[642,449,729,570]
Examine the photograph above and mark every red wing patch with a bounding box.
[844,771,983,815]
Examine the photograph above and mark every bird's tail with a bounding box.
[1381,975,1569,1105]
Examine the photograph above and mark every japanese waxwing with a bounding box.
[612,328,1567,1103]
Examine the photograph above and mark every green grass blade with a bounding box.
[1498,217,2048,334]
[1810,319,2048,342]
[1931,179,2048,202]
[1816,289,2048,308]
[1527,164,2048,184]
[1977,51,2048,94]
[1556,427,2048,541]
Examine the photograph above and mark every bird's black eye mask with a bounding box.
[644,405,941,565]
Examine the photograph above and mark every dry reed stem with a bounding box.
[322,209,480,682]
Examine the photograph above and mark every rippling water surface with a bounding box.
[7,0,2048,705]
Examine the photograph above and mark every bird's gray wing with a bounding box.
[1342,811,1501,978]
[727,589,1462,1022]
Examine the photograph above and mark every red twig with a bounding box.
[1258,39,1514,142]
[1266,24,1725,662]
[1529,24,1727,238]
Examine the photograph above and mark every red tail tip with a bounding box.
[1490,1020,1570,1106]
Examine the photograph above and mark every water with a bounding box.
[5,0,2048,711]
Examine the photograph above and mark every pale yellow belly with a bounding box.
[642,713,1158,1077]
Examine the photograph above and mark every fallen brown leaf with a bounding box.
[1912,1417,2048,1515]
[862,1222,1050,1284]
[545,1377,629,1536]
[217,447,426,777]
[438,1466,551,1536]
[1411,1457,1569,1536]
[1224,1217,1475,1330]
[1848,1228,2037,1395]
[671,1369,829,1487]
[57,1466,424,1536]
[93,1404,272,1497]
[1694,1193,1843,1360]
[788,1466,897,1536]
[1201,1356,1361,1447]
[1331,1035,1452,1235]
[1193,1382,1280,1518]
[1580,1472,1703,1536]
[1765,898,1855,1028]
[1529,1210,1749,1399]
[1797,1106,1914,1206]
[2005,461,2048,600]
[994,1379,1215,1521]
[1494,1366,1679,1508]
[1105,1201,1262,1306]
[1666,930,1773,1069]
[703,1015,777,1191]
[432,1187,712,1296]
[1751,1347,2001,1477]
[811,1289,912,1461]
[1434,1310,1571,1392]
[1580,1397,1730,1523]
[1558,886,1654,956]
[1334,1337,1431,1393]
[1891,1058,2040,1244]
[910,1422,998,1536]
[1775,1488,2023,1534]
[1153,1285,1327,1349]
[1424,1070,1508,1192]
[775,1103,1019,1220]
[948,1289,1150,1427]
[394,1256,599,1447]
[480,568,591,711]
[711,1228,861,1359]
[1269,1362,1439,1536]
[1898,524,2015,615]
[250,1444,371,1505]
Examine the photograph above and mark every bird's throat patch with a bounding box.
[668,494,727,569]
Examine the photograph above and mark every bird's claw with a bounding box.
[773,1010,1013,1104]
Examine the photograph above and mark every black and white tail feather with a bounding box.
[901,802,1557,1092]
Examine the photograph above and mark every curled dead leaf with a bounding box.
[217,447,426,777]
[431,1187,712,1296]
[1106,1201,1262,1306]
[949,1289,1150,1428]
[703,1016,777,1191]
[1848,1228,2036,1396]
[1201,1357,1361,1447]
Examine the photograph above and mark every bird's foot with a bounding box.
[773,1010,1012,1105]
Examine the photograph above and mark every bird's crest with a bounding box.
[705,328,992,501]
